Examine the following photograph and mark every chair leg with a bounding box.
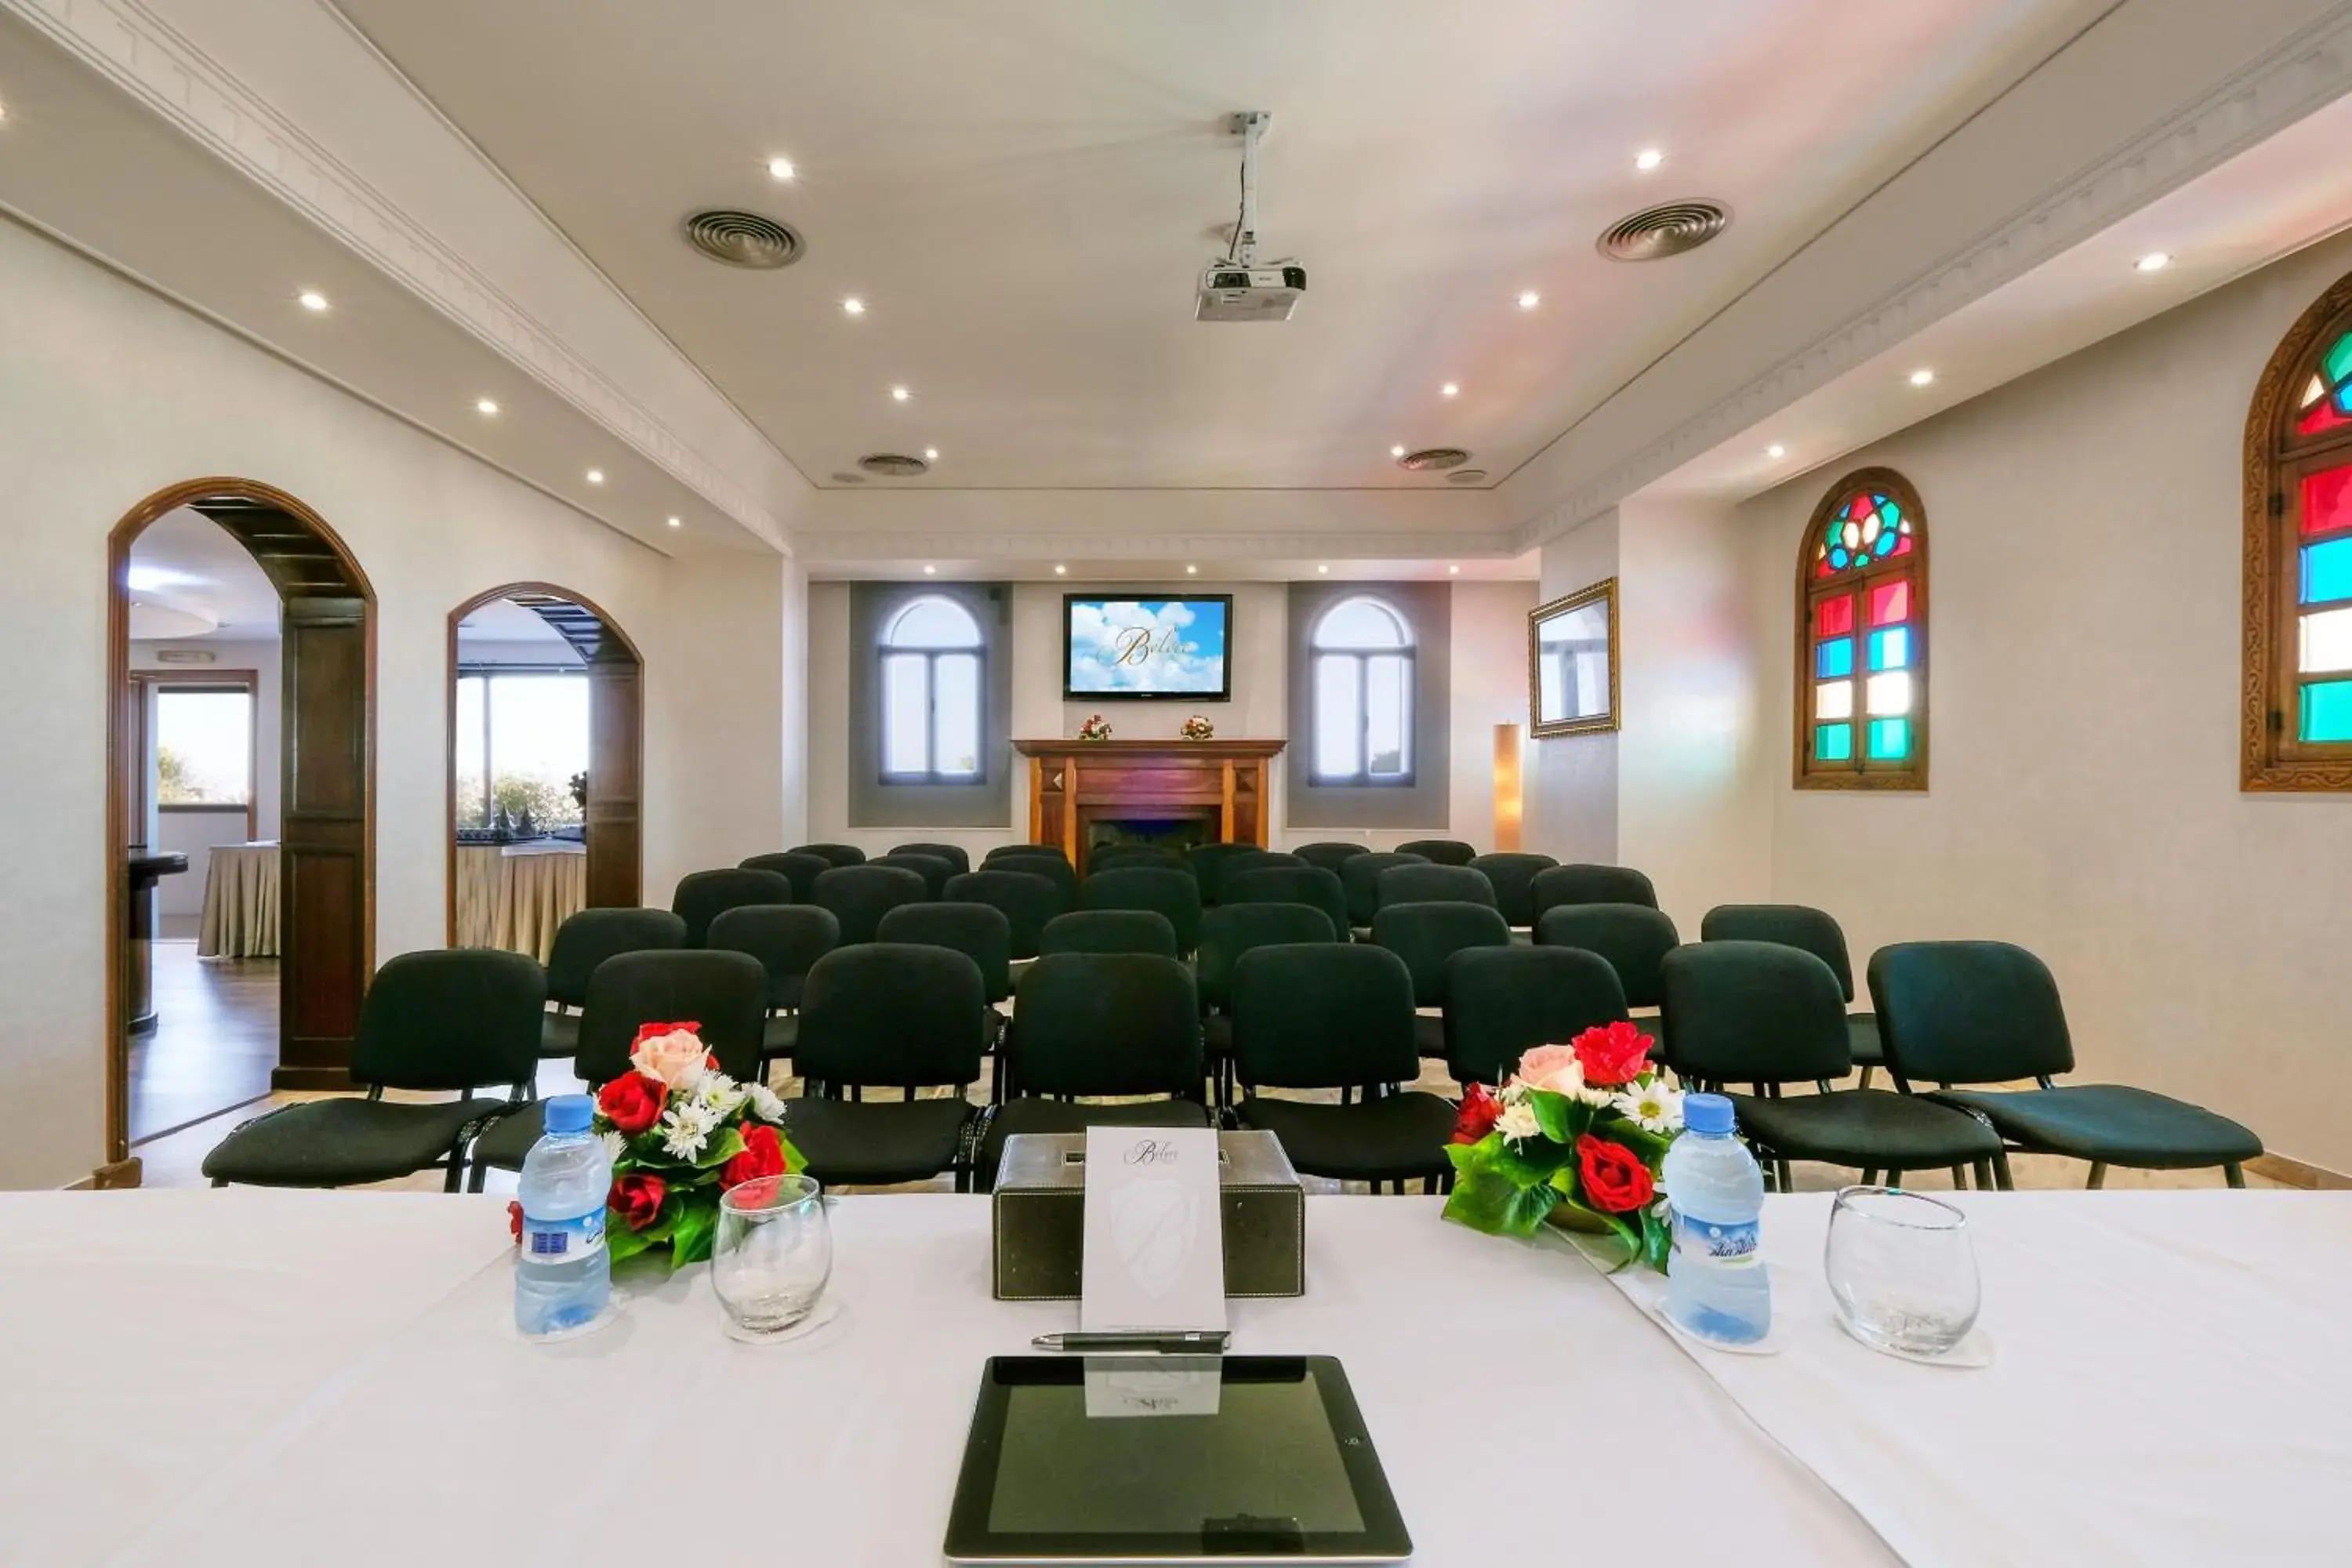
[2086,1161,2108,1190]
[210,1177,228,1189]
[468,1158,489,1194]
[1991,1149,2016,1191]
[1774,1158,1794,1195]
[1859,1168,1878,1187]
[1973,1157,1994,1192]
[1886,1168,1903,1188]
[2223,1162,2246,1189]
[1857,1065,1875,1091]
[445,1138,468,1193]
[1949,1164,1968,1190]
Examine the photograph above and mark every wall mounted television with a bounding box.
[1062,594,1233,700]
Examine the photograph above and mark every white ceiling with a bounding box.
[456,599,575,646]
[332,0,2106,492]
[126,508,282,640]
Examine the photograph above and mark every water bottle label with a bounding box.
[1671,1207,1760,1268]
[522,1209,605,1260]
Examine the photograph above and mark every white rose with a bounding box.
[1494,1102,1542,1144]
[746,1083,787,1123]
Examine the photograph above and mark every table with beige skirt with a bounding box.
[455,840,586,964]
[196,842,278,959]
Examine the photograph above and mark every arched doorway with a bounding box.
[445,584,643,954]
[106,478,376,1185]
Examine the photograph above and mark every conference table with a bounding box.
[453,840,586,964]
[5,1190,2342,1564]
[195,841,278,958]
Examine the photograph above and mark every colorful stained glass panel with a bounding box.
[1867,718,1911,760]
[1866,671,1912,717]
[1867,627,1909,671]
[2303,537,2352,605]
[2328,332,2352,389]
[2303,465,2352,537]
[1815,723,1853,762]
[1815,596,1855,638]
[1869,579,1911,626]
[1816,680,1853,720]
[1816,638,1854,679]
[2299,679,2352,743]
[2301,608,2352,675]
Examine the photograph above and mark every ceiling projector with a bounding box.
[1196,110,1305,323]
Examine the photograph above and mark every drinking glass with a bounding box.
[1824,1186,1979,1357]
[713,1174,833,1341]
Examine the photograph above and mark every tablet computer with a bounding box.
[943,1355,1411,1564]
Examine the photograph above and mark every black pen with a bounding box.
[1032,1330,1231,1353]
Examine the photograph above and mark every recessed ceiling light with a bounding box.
[842,297,866,316]
[297,289,329,312]
[1185,564,1198,575]
[1440,383,1460,398]
[1635,148,1665,172]
[0,98,11,125]
[1390,445,1407,459]
[1316,564,1330,575]
[891,385,910,402]
[585,468,605,485]
[474,397,499,416]
[924,447,939,462]
[1053,564,1068,576]
[2136,252,2172,274]
[1517,290,1541,310]
[666,516,682,529]
[1908,368,1936,388]
[922,564,937,575]
[1766,443,1787,459]
[1448,564,1461,575]
[768,157,796,181]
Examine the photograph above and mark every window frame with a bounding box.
[2244,266,2352,790]
[1791,467,1930,792]
[878,595,988,786]
[1308,594,1418,788]
[134,672,260,841]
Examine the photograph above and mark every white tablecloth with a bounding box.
[195,842,278,958]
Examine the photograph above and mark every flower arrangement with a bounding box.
[1076,713,1113,741]
[1179,714,1215,741]
[1443,1022,1682,1270]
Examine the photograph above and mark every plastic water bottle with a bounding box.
[515,1094,612,1340]
[1661,1093,1770,1345]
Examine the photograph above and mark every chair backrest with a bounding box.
[1700,903,1856,1000]
[737,851,832,904]
[544,907,687,1008]
[1230,943,1420,1090]
[1662,941,1849,1085]
[811,863,930,946]
[353,949,545,1092]
[877,900,1014,1003]
[1372,901,1513,1007]
[942,868,1062,960]
[1221,865,1349,940]
[980,851,1076,912]
[791,843,867,868]
[869,851,953,901]
[1185,841,1264,906]
[1531,863,1661,919]
[704,903,839,1010]
[985,843,1069,867]
[1396,838,1477,866]
[1009,954,1203,1098]
[1196,901,1338,1013]
[1867,940,2074,1086]
[1078,866,1202,954]
[1442,946,1628,1087]
[891,841,972,877]
[1039,909,1180,959]
[1534,902,1681,1009]
[1375,862,1497,914]
[1221,848,1306,885]
[1292,841,1371,875]
[1469,852,1559,929]
[671,867,795,947]
[1087,844,1181,876]
[794,942,990,1089]
[1339,851,1429,928]
[575,949,770,1084]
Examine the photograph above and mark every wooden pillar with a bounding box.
[276,593,369,1090]
[1219,760,1236,844]
[1062,756,1080,863]
[584,649,643,907]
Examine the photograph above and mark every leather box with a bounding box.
[991,1129,1305,1301]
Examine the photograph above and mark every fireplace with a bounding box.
[1012,739,1287,876]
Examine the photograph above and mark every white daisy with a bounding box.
[1493,1101,1542,1144]
[1613,1075,1683,1134]
[600,1130,627,1163]
[659,1101,720,1161]
[745,1082,788,1124]
[695,1073,747,1118]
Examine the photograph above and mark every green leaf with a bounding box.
[1527,1089,1592,1145]
[668,1197,719,1268]
[1443,1163,1562,1238]
[693,1127,746,1171]
[1639,1205,1673,1274]
[1490,1131,1573,1184]
[607,1225,656,1265]
[1599,1116,1672,1162]
[1556,1194,1641,1258]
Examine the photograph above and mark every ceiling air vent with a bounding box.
[1396,447,1471,472]
[683,209,804,269]
[1597,199,1730,262]
[858,452,931,477]
[829,471,868,485]
[1445,468,1490,485]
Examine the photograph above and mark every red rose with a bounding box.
[608,1172,667,1231]
[1572,1020,1655,1087]
[633,1020,699,1047]
[720,1123,789,1191]
[1575,1134,1655,1214]
[507,1200,524,1243]
[1451,1083,1504,1145]
[597,1072,666,1135]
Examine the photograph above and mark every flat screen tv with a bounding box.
[1062,594,1232,700]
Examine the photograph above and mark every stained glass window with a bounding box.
[2252,292,2352,786]
[1798,471,1926,789]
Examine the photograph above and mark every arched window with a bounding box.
[880,595,984,781]
[2245,270,2352,790]
[1796,469,1927,789]
[1312,595,1414,785]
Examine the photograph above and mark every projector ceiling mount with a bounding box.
[1197,109,1306,323]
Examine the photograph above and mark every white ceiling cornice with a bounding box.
[794,528,1521,564]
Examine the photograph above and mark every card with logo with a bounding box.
[1080,1126,1227,1333]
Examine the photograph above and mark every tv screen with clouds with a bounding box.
[1063,596,1232,699]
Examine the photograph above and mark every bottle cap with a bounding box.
[1682,1092,1735,1136]
[543,1094,593,1135]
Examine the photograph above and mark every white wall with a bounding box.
[0,216,793,1188]
[1526,511,1621,864]
[1738,229,2352,1174]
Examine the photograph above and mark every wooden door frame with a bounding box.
[104,477,376,1188]
[444,583,644,946]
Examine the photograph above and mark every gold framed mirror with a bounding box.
[1528,577,1619,737]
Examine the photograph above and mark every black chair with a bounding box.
[1185,841,1263,906]
[1373,901,1512,1059]
[1664,942,2005,1193]
[942,869,1062,960]
[891,841,972,877]
[1443,946,1629,1088]
[1222,864,1350,942]
[1088,844,1181,875]
[1703,904,1882,1087]
[1196,901,1340,1108]
[539,907,687,1058]
[1396,838,1477,866]
[778,944,990,1189]
[1470,852,1558,930]
[1293,841,1371,876]
[1374,862,1497,915]
[672,867,794,947]
[812,862,929,946]
[1079,866,1202,955]
[1221,848,1307,884]
[1535,903,1679,1014]
[1039,909,1179,958]
[878,901,1014,1005]
[1868,942,2263,1189]
[1340,851,1429,931]
[792,843,867,868]
[1531,863,1661,920]
[205,949,543,1190]
[985,844,1069,867]
[1231,944,1457,1192]
[707,903,839,1063]
[870,851,954,901]
[739,851,833,903]
[982,850,1077,913]
[979,954,1211,1186]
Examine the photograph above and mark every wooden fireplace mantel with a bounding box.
[1012,738,1287,871]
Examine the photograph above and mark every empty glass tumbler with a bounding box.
[1824,1187,1980,1356]
[713,1174,833,1341]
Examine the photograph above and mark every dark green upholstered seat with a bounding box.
[891,841,972,877]
[1237,1093,1460,1183]
[671,867,793,947]
[787,942,990,1188]
[1701,903,1880,1073]
[791,843,866,867]
[870,852,955,901]
[1469,853,1557,929]
[943,869,1062,960]
[1185,841,1264,906]
[878,900,1014,1003]
[1730,1092,2003,1167]
[1196,902,1339,1106]
[1338,851,1428,930]
[1929,1086,2260,1167]
[982,851,1076,913]
[1374,862,1496,915]
[1039,909,1178,958]
[539,906,687,1057]
[1531,863,1659,920]
[1396,838,1476,866]
[1373,901,1512,1009]
[1534,902,1679,1010]
[706,903,839,1012]
[1079,866,1202,955]
[773,1096,978,1187]
[206,949,543,1189]
[1293,841,1371,875]
[812,863,929,946]
[1222,865,1350,939]
[1440,945,1628,1087]
[739,851,832,902]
